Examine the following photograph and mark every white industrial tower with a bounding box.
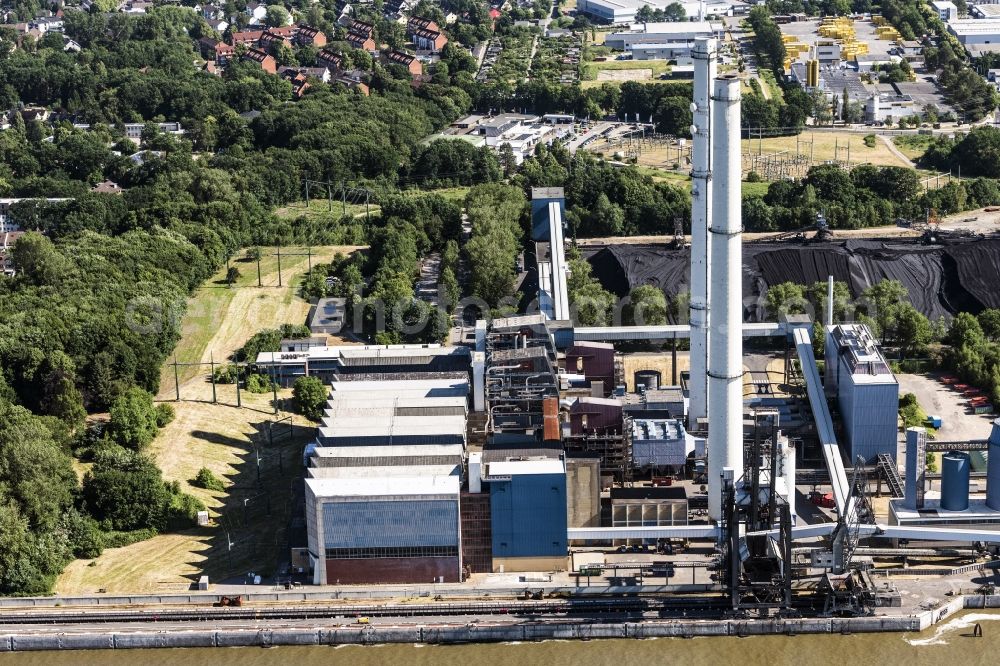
[687,37,715,432]
[707,75,744,521]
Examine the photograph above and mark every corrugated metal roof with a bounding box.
[307,464,461,479]
[305,474,460,498]
[312,443,464,459]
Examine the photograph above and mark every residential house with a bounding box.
[200,3,225,20]
[347,20,377,53]
[1,231,25,276]
[63,37,81,52]
[229,29,264,46]
[198,37,235,62]
[20,106,49,122]
[259,30,291,54]
[280,66,331,83]
[245,1,268,24]
[29,16,63,33]
[316,48,346,72]
[294,25,327,47]
[334,70,370,95]
[267,25,296,38]
[128,150,165,166]
[406,16,439,34]
[279,69,312,98]
[382,49,421,77]
[408,24,447,53]
[92,180,123,194]
[242,47,277,73]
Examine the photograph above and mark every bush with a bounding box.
[166,492,206,531]
[193,467,226,492]
[864,134,876,148]
[154,403,175,427]
[213,364,238,384]
[898,392,927,429]
[746,170,763,182]
[246,373,273,394]
[293,375,327,420]
[99,528,159,549]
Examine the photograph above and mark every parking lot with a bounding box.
[896,372,995,444]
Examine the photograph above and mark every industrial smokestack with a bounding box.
[707,75,744,522]
[688,37,715,432]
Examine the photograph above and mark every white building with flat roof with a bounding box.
[932,0,959,20]
[947,18,1000,47]
[578,0,745,23]
[604,20,725,53]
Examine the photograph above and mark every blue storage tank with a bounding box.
[988,419,1000,510]
[941,451,970,512]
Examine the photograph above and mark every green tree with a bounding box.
[293,375,327,420]
[979,308,1000,341]
[766,282,808,318]
[265,5,290,27]
[82,448,170,531]
[629,285,667,325]
[108,387,159,451]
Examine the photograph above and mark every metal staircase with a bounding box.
[876,453,905,499]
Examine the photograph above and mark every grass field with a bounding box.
[741,132,911,168]
[159,245,362,389]
[893,134,935,161]
[58,245,366,595]
[274,197,376,222]
[741,181,770,197]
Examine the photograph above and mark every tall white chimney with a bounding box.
[707,75,743,522]
[688,37,715,432]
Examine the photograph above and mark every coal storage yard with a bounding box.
[583,233,1000,321]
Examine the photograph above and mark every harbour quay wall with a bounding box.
[0,616,924,652]
[2,595,997,652]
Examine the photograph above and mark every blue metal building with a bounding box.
[485,458,567,570]
[824,324,900,463]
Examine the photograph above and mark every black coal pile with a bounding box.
[583,234,1000,321]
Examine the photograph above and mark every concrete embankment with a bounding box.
[0,595,994,652]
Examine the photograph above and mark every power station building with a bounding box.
[484,455,568,572]
[305,473,463,584]
[824,324,900,463]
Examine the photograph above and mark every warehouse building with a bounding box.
[947,19,1000,54]
[603,20,725,53]
[577,0,745,24]
[824,324,899,463]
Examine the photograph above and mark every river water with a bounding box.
[1,611,997,665]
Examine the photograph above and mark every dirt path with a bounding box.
[879,134,915,168]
